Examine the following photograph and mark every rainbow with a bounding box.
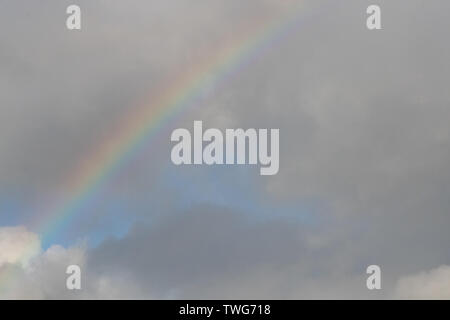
[34,4,311,245]
[1,3,313,294]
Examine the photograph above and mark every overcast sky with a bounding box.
[1,0,450,299]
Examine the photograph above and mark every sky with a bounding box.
[1,0,450,299]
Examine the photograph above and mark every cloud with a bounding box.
[0,226,144,299]
[1,0,450,299]
[0,226,84,299]
[87,204,386,299]
[394,265,450,299]
[0,226,40,268]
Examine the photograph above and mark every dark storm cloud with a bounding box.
[87,204,381,299]
[89,206,304,290]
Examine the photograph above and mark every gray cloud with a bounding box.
[1,0,450,299]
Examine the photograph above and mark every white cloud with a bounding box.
[0,226,40,268]
[0,225,147,299]
[0,226,86,299]
[394,265,450,299]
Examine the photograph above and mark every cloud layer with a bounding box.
[1,0,450,299]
